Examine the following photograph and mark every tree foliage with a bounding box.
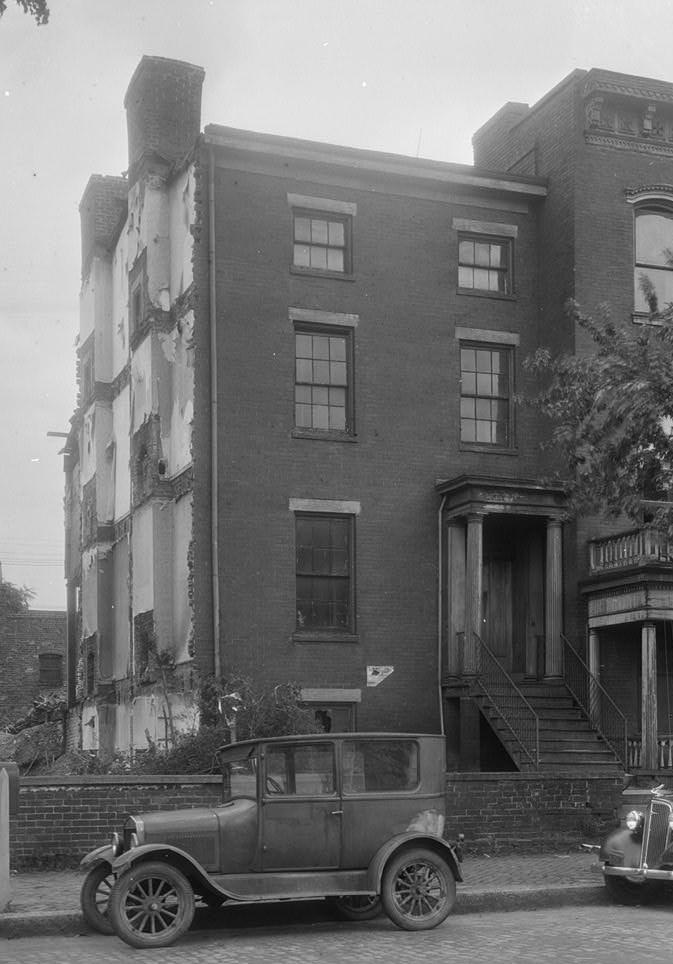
[0,0,49,24]
[0,578,34,622]
[522,301,673,524]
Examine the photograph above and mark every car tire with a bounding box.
[80,863,116,934]
[604,873,659,905]
[381,846,456,931]
[330,894,383,921]
[108,861,195,949]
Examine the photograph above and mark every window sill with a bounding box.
[456,288,516,302]
[291,266,356,282]
[292,429,357,443]
[460,443,519,456]
[292,631,360,644]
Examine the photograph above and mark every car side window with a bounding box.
[342,740,419,793]
[265,743,336,796]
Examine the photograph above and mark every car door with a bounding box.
[261,741,341,870]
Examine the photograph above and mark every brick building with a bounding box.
[0,610,66,726]
[63,57,673,775]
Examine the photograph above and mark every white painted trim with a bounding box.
[301,688,362,703]
[452,217,518,238]
[626,189,673,206]
[287,193,357,216]
[455,326,520,346]
[289,307,359,328]
[289,498,361,515]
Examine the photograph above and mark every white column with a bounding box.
[545,518,563,679]
[463,513,484,675]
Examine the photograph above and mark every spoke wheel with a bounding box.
[331,894,383,921]
[109,861,195,949]
[80,863,115,934]
[381,847,455,931]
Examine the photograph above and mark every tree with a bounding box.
[0,578,34,622]
[0,0,49,24]
[522,300,673,525]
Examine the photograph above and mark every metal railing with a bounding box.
[469,632,540,769]
[562,634,628,767]
[589,528,673,574]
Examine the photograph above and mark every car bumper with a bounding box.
[602,863,673,881]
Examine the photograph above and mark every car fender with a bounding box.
[111,843,224,897]
[367,832,463,891]
[80,844,115,870]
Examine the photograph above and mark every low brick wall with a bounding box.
[445,772,624,851]
[9,771,626,868]
[11,775,223,869]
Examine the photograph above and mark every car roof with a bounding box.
[217,732,442,753]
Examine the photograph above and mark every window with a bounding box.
[265,742,336,796]
[292,210,351,274]
[342,739,419,794]
[634,207,673,317]
[295,327,351,433]
[296,514,354,631]
[39,653,63,687]
[458,236,512,294]
[460,344,512,446]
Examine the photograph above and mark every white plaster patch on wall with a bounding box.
[366,665,394,687]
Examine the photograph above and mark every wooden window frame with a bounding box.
[293,324,354,438]
[459,341,514,449]
[294,512,356,638]
[291,208,353,278]
[457,233,513,297]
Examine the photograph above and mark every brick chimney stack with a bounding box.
[124,56,205,185]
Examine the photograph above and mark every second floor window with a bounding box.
[296,513,353,632]
[460,344,512,447]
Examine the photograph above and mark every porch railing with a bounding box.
[628,736,673,771]
[470,632,540,769]
[561,634,628,767]
[589,528,673,574]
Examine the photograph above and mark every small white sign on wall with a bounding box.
[367,665,394,687]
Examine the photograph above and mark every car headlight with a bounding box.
[110,832,122,857]
[626,809,644,832]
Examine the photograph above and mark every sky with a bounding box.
[1,0,672,609]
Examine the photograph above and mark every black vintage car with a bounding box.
[600,782,673,903]
[80,733,463,948]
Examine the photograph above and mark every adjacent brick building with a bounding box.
[0,610,66,726]
[63,57,673,776]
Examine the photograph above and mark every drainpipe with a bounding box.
[208,145,221,678]
[437,494,447,736]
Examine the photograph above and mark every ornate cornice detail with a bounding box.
[583,75,673,105]
[585,132,673,158]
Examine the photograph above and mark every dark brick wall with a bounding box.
[11,775,223,868]
[191,146,544,732]
[445,772,623,849]
[0,611,66,726]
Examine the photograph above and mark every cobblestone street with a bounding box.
[4,904,673,964]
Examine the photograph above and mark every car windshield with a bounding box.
[217,745,258,801]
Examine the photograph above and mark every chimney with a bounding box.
[472,101,530,169]
[79,175,128,281]
[124,56,205,185]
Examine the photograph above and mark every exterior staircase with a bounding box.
[473,680,623,773]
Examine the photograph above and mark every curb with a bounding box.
[0,884,608,939]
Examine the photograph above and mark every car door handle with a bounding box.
[331,810,344,815]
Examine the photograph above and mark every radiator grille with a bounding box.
[645,801,672,866]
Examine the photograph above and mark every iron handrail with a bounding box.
[471,631,540,768]
[561,633,628,767]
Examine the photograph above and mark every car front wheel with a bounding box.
[109,861,195,949]
[381,847,456,931]
[80,863,115,934]
[604,873,658,905]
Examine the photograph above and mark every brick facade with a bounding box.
[0,611,66,727]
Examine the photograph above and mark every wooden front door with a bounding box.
[482,558,513,673]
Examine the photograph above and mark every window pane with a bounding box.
[296,333,313,357]
[473,268,490,289]
[460,348,476,371]
[461,419,476,442]
[312,219,329,245]
[296,358,313,383]
[490,243,506,268]
[342,740,419,793]
[312,335,330,359]
[313,405,329,430]
[476,372,492,395]
[330,361,347,385]
[330,337,346,361]
[327,248,345,272]
[295,384,311,404]
[328,221,345,246]
[458,239,474,264]
[475,350,492,372]
[460,397,475,419]
[476,420,492,443]
[294,217,311,242]
[312,385,329,406]
[474,242,491,267]
[636,212,673,266]
[310,246,328,270]
[313,360,330,384]
[294,243,311,267]
[295,403,312,427]
[294,744,335,795]
[458,266,473,288]
[329,406,346,431]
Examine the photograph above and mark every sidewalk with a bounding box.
[0,851,608,940]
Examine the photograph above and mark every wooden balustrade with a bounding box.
[589,529,673,574]
[628,736,673,770]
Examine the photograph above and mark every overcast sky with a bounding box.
[1,0,671,608]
